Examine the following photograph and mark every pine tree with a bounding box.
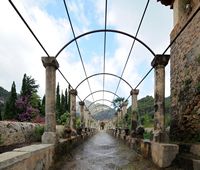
[20,74,39,97]
[64,88,68,112]
[56,83,61,119]
[60,91,65,115]
[67,84,71,113]
[4,82,17,120]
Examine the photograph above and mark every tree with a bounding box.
[60,91,65,115]
[67,84,71,113]
[64,88,68,112]
[112,97,125,110]
[56,83,61,119]
[4,82,17,120]
[16,74,40,122]
[20,74,39,97]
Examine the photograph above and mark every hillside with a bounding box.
[0,86,10,103]
[93,108,115,120]
[93,96,171,121]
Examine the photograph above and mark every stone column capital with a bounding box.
[69,89,78,96]
[41,57,59,69]
[79,101,85,106]
[130,89,139,96]
[151,55,170,68]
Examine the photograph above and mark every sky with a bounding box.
[0,0,173,109]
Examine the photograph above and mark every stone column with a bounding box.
[130,89,139,131]
[122,102,128,117]
[79,101,85,128]
[69,89,77,129]
[41,57,59,144]
[84,108,89,128]
[117,108,121,127]
[151,54,170,142]
[88,112,91,128]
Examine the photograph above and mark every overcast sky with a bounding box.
[0,0,173,107]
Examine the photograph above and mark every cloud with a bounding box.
[0,0,172,108]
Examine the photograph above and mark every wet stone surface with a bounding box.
[52,132,163,170]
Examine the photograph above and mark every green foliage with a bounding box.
[0,86,10,100]
[112,97,125,109]
[64,88,68,112]
[56,83,61,119]
[20,74,39,96]
[58,112,70,125]
[33,125,44,142]
[138,95,154,116]
[76,116,81,128]
[143,130,153,140]
[140,113,154,128]
[60,92,65,115]
[4,82,17,120]
[0,134,3,145]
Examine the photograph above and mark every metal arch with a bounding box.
[83,90,120,102]
[87,99,114,109]
[75,72,133,90]
[55,29,156,58]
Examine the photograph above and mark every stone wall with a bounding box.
[0,121,44,151]
[0,144,54,170]
[170,2,200,142]
[0,121,65,153]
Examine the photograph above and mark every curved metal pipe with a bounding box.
[55,29,156,58]
[83,90,120,102]
[75,72,133,90]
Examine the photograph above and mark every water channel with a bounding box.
[52,131,166,170]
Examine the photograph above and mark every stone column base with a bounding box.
[42,132,58,144]
[151,142,179,168]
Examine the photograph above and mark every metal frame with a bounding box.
[83,90,119,102]
[75,72,133,90]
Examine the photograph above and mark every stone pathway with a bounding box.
[52,132,163,170]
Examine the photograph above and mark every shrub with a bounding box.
[33,125,44,142]
[57,112,70,125]
[143,130,153,140]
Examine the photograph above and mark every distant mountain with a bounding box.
[91,95,171,121]
[93,108,116,121]
[0,86,10,105]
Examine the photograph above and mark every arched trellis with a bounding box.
[55,29,156,58]
[83,90,120,102]
[87,99,114,109]
[75,72,133,90]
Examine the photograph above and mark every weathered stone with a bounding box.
[0,151,30,169]
[42,57,58,144]
[130,89,139,130]
[69,89,77,129]
[190,144,200,157]
[79,101,85,127]
[151,142,179,168]
[0,121,43,147]
[42,132,58,144]
[170,2,200,141]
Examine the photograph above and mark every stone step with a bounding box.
[176,153,200,170]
